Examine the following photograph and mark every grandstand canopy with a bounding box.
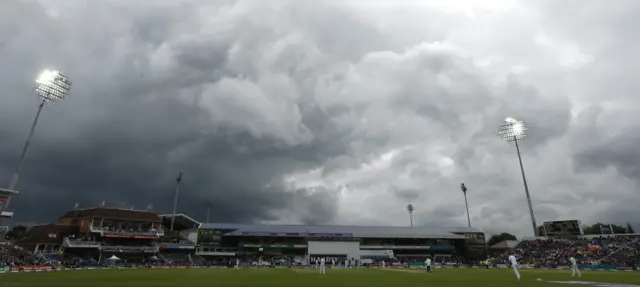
[0,188,19,195]
[0,188,19,218]
[199,223,483,239]
[160,213,201,230]
[59,207,162,222]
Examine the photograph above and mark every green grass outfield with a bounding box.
[1,268,639,287]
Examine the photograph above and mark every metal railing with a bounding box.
[89,225,164,237]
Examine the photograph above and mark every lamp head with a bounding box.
[407,204,414,212]
[35,69,72,103]
[499,117,527,141]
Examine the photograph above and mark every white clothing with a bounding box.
[332,259,335,269]
[508,255,520,280]
[315,259,318,269]
[570,257,581,277]
[320,258,326,275]
[425,259,431,266]
[381,260,386,268]
[235,259,240,269]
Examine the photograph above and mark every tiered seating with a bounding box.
[506,235,640,267]
[160,253,190,265]
[0,242,50,266]
[41,252,63,264]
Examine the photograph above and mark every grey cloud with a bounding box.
[394,189,421,202]
[2,0,640,237]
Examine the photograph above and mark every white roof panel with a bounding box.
[199,223,482,239]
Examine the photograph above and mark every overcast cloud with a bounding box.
[1,0,639,237]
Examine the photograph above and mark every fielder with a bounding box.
[508,255,520,281]
[319,258,326,275]
[425,257,432,274]
[332,258,335,269]
[381,260,386,268]
[315,258,319,269]
[570,256,581,277]
[235,258,240,269]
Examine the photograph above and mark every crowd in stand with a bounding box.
[0,243,51,267]
[5,234,639,270]
[500,236,640,267]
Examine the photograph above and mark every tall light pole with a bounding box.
[406,204,414,227]
[2,70,72,212]
[170,172,183,231]
[460,182,471,228]
[205,201,211,223]
[499,117,538,236]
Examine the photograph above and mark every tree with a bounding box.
[487,233,517,247]
[5,225,27,240]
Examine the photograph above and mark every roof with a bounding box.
[19,224,78,244]
[0,188,19,195]
[160,213,201,229]
[59,207,162,222]
[488,240,520,249]
[199,223,483,239]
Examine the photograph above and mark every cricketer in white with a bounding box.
[319,258,326,275]
[570,256,581,278]
[509,255,520,281]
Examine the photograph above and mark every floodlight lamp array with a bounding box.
[499,117,527,141]
[407,204,414,212]
[35,70,72,103]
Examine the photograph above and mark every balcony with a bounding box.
[89,225,164,238]
[63,237,102,249]
[101,245,159,253]
[359,245,454,250]
[157,242,196,250]
[196,247,237,256]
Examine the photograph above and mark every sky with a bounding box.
[1,0,640,238]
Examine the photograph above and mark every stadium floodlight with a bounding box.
[460,183,471,228]
[205,200,212,223]
[499,117,527,141]
[2,69,72,214]
[406,204,414,227]
[170,172,184,231]
[499,117,538,236]
[35,70,72,103]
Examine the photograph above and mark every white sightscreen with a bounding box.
[307,241,360,259]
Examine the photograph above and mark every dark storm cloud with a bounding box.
[0,0,352,224]
[2,0,640,237]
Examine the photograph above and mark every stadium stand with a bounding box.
[195,222,486,267]
[497,234,640,268]
[0,188,19,240]
[3,204,638,271]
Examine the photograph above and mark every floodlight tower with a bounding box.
[406,204,414,227]
[499,117,538,236]
[205,200,211,223]
[460,182,471,228]
[170,172,183,231]
[2,70,72,212]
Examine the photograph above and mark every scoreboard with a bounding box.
[543,220,584,236]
